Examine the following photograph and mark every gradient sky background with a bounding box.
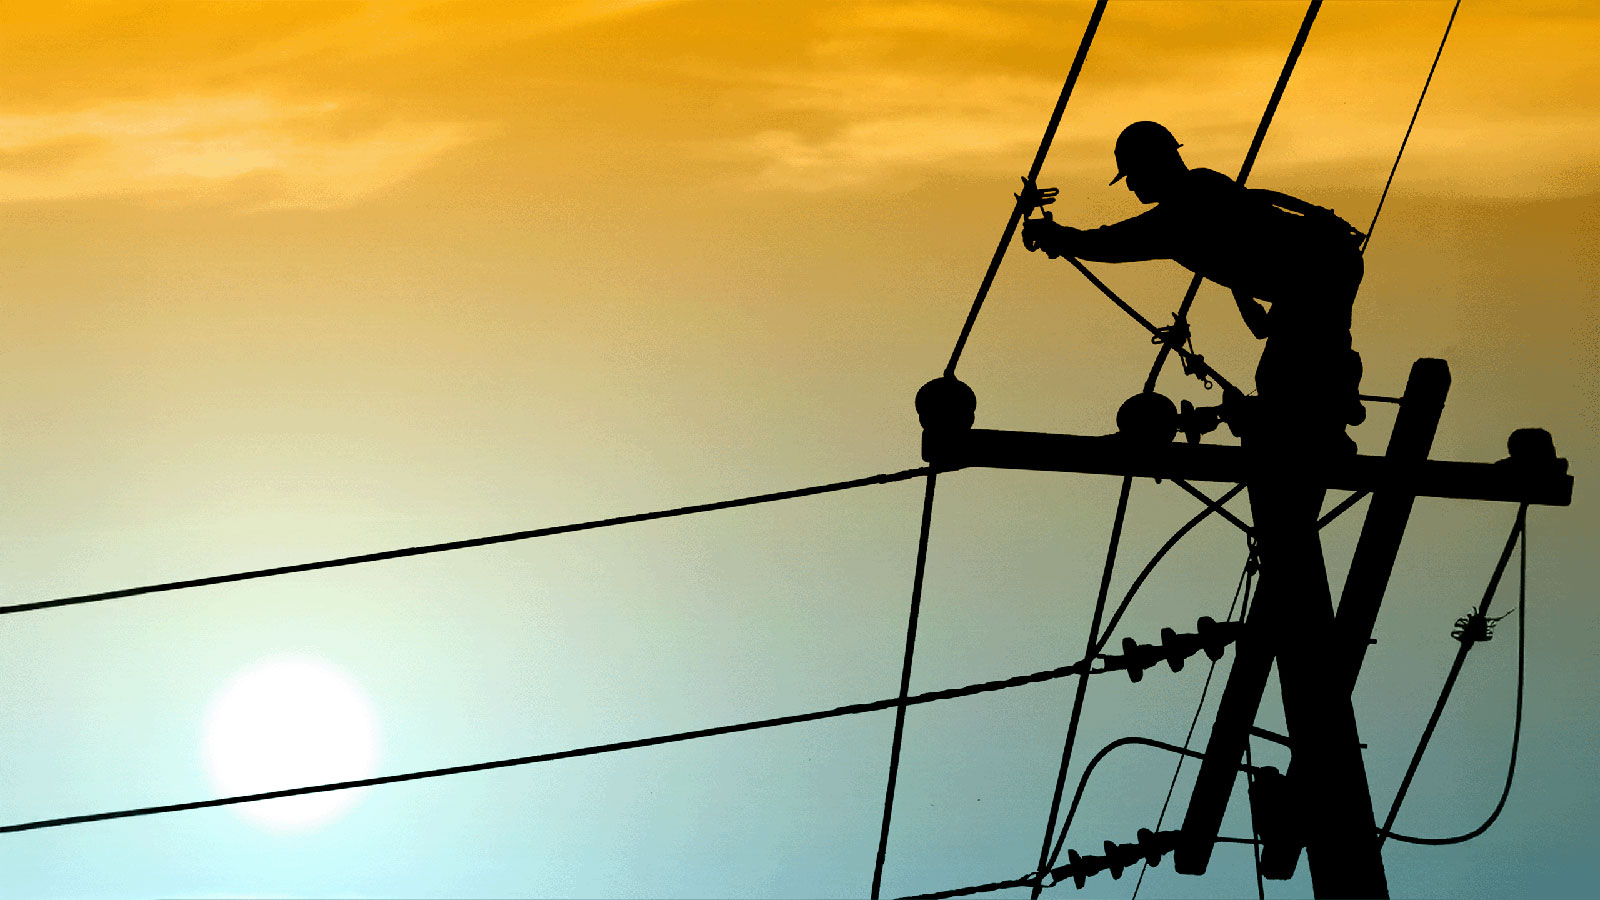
[1,1,1596,898]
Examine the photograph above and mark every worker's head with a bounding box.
[1111,121,1186,203]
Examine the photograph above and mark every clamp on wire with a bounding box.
[1153,314,1214,389]
[1452,608,1514,644]
[1016,177,1059,220]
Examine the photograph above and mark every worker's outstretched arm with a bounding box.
[1021,208,1172,263]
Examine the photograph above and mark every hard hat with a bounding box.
[1111,121,1182,185]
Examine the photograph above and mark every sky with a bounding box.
[0,1,1596,897]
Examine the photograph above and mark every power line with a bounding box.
[1092,483,1248,658]
[909,736,1258,900]
[1144,0,1323,393]
[897,875,1039,900]
[0,656,1105,836]
[1029,476,1132,899]
[1381,505,1528,846]
[1362,0,1463,254]
[873,474,939,898]
[1128,552,1256,899]
[0,466,931,617]
[945,0,1107,376]
[1030,8,1325,893]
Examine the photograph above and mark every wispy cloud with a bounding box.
[723,70,1056,190]
[712,2,1600,199]
[0,94,483,210]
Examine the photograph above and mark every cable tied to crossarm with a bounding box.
[944,0,1107,377]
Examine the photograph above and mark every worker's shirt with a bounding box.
[1067,168,1361,334]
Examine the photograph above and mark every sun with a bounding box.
[202,654,380,831]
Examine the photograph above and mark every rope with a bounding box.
[1,467,931,617]
[1382,506,1528,846]
[872,474,939,898]
[1144,0,1323,393]
[1377,504,1526,847]
[1029,476,1132,899]
[1361,0,1463,254]
[945,0,1108,376]
[0,655,1112,836]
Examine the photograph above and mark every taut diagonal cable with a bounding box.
[0,657,1106,836]
[945,0,1107,376]
[3,467,930,617]
[872,473,939,899]
[1363,0,1462,254]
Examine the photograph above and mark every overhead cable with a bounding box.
[1377,504,1527,847]
[1382,504,1528,846]
[1362,0,1463,254]
[1144,0,1323,393]
[1029,476,1132,899]
[1091,483,1248,657]
[0,655,1109,836]
[872,474,939,899]
[907,736,1256,900]
[1,467,931,617]
[944,0,1107,376]
[1033,8,1324,894]
[1128,552,1256,899]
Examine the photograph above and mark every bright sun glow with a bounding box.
[203,655,379,831]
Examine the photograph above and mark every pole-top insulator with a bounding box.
[916,376,977,433]
[1116,391,1178,445]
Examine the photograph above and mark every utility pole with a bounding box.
[915,358,1572,899]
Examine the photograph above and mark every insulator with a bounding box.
[1122,637,1147,683]
[1116,391,1179,445]
[1060,848,1109,890]
[1103,841,1126,880]
[1506,427,1556,464]
[1194,615,1236,661]
[915,376,976,433]
[1135,828,1181,866]
[1160,626,1204,671]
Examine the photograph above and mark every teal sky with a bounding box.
[0,2,1595,898]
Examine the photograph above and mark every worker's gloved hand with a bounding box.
[1021,216,1072,258]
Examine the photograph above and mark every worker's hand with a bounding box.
[1021,215,1067,258]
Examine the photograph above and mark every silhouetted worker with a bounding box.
[1022,121,1366,452]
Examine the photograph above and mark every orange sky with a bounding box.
[1,3,1596,898]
